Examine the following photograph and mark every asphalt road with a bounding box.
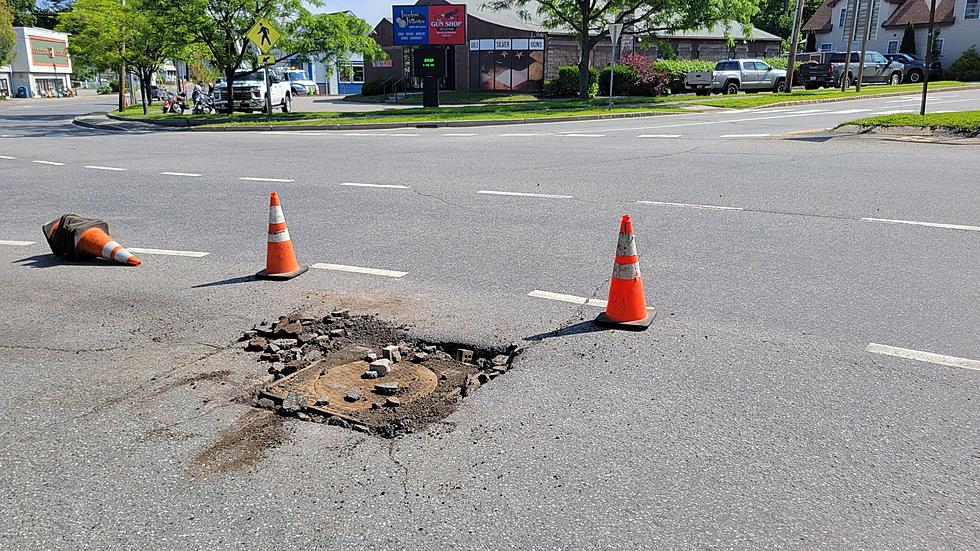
[0,89,977,549]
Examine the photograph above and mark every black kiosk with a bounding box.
[413,48,446,108]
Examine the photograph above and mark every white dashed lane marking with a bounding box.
[161,172,202,177]
[340,182,411,189]
[0,155,15,159]
[637,134,681,138]
[637,200,743,211]
[478,190,573,199]
[560,133,605,137]
[32,160,64,166]
[441,133,477,137]
[311,263,408,278]
[0,240,35,246]
[126,247,210,258]
[528,290,607,308]
[239,177,295,183]
[499,133,552,136]
[862,217,980,232]
[867,343,980,371]
[83,165,126,171]
[720,133,771,138]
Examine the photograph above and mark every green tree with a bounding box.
[752,0,820,39]
[156,0,383,113]
[486,0,761,99]
[899,22,916,55]
[8,0,34,27]
[1,0,15,67]
[58,0,189,113]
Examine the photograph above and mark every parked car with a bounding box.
[884,53,942,83]
[150,85,161,100]
[212,69,292,113]
[283,69,317,95]
[290,82,309,96]
[686,59,787,95]
[798,51,904,89]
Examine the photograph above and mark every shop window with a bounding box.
[886,40,898,54]
[965,0,979,19]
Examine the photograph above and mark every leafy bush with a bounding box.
[544,65,599,97]
[653,59,714,94]
[945,45,980,82]
[96,85,112,95]
[598,65,636,95]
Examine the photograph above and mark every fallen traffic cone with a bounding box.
[256,192,308,280]
[595,215,654,330]
[42,213,141,266]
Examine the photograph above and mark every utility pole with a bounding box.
[786,0,806,92]
[920,0,938,115]
[118,0,127,111]
[840,0,859,91]
[855,0,873,91]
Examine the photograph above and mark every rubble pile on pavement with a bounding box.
[240,312,519,437]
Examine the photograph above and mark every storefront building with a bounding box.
[9,27,73,97]
[0,65,11,98]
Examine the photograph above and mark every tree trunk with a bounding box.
[578,36,592,99]
[224,67,236,114]
[140,71,150,114]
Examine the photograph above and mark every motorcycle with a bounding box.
[160,89,188,115]
[191,92,216,115]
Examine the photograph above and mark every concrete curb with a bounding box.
[834,124,979,138]
[744,84,980,110]
[103,108,686,132]
[72,114,131,132]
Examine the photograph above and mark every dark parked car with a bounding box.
[884,53,942,83]
[798,51,904,88]
[150,85,161,100]
[289,82,309,96]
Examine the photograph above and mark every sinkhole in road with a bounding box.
[241,311,519,438]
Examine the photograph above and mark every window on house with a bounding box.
[820,43,833,52]
[934,38,944,55]
[886,40,898,54]
[965,0,979,19]
[839,8,847,28]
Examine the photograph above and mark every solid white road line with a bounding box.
[160,171,202,177]
[340,182,411,189]
[861,217,980,232]
[83,165,126,171]
[528,290,608,308]
[637,200,743,211]
[311,263,408,278]
[478,190,573,199]
[239,177,295,183]
[32,160,64,166]
[441,133,477,136]
[637,134,681,138]
[0,240,35,246]
[867,343,980,371]
[126,247,210,258]
[720,133,771,138]
[0,155,15,159]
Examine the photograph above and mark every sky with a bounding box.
[318,1,394,27]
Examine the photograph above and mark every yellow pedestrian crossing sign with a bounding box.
[247,17,282,54]
[257,54,275,65]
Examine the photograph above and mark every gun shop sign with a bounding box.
[393,4,466,45]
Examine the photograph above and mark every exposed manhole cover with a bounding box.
[242,311,517,437]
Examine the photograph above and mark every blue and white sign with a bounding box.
[393,5,429,45]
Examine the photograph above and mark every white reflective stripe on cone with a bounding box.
[113,248,135,264]
[268,230,291,243]
[612,261,640,280]
[101,241,122,259]
[615,233,637,257]
[269,205,285,225]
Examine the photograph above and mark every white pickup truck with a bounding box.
[686,59,787,95]
[213,69,292,113]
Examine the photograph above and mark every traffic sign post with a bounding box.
[247,18,283,115]
[608,23,623,109]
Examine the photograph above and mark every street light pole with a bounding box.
[919,0,938,115]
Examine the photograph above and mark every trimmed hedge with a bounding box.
[652,59,714,94]
[544,65,599,97]
[598,65,637,95]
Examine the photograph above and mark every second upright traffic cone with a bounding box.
[595,215,654,330]
[256,192,308,280]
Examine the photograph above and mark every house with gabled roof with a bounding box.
[803,0,979,63]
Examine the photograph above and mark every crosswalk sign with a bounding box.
[247,17,282,54]
[257,54,275,65]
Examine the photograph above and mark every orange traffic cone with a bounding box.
[256,192,308,280]
[76,226,142,266]
[595,215,654,330]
